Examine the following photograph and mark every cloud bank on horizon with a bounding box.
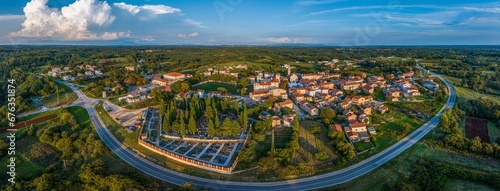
[0,0,499,45]
[13,0,124,40]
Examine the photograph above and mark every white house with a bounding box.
[253,79,279,91]
[349,122,367,132]
[152,78,169,86]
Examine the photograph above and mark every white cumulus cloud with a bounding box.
[178,32,199,38]
[114,2,140,15]
[12,0,127,40]
[266,37,291,43]
[114,2,181,16]
[266,37,318,43]
[184,19,208,28]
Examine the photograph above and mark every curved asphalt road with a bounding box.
[60,68,455,191]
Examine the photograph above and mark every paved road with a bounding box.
[292,102,307,119]
[18,82,87,117]
[24,71,456,190]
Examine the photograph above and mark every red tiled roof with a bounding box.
[350,122,366,128]
[347,131,358,137]
[278,100,293,106]
[164,72,185,77]
[331,124,342,131]
[153,78,169,83]
[250,90,270,95]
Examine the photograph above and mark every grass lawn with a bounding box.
[454,86,500,104]
[369,109,422,154]
[18,108,60,122]
[444,75,462,84]
[255,132,290,155]
[192,82,238,95]
[294,121,338,165]
[353,141,374,152]
[82,89,99,98]
[67,106,92,128]
[41,82,77,107]
[443,76,500,104]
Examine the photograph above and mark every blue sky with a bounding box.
[0,0,499,45]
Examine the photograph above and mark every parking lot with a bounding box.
[104,101,144,129]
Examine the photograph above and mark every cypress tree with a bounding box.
[188,115,197,134]
[214,111,220,129]
[207,119,215,137]
[179,118,186,136]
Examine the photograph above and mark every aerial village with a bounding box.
[43,59,435,173]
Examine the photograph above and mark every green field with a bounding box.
[444,76,500,104]
[489,121,500,143]
[294,120,338,165]
[289,62,315,68]
[368,108,424,155]
[98,57,134,67]
[191,82,238,94]
[454,86,500,104]
[41,82,77,107]
[18,108,60,122]
[353,141,374,152]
